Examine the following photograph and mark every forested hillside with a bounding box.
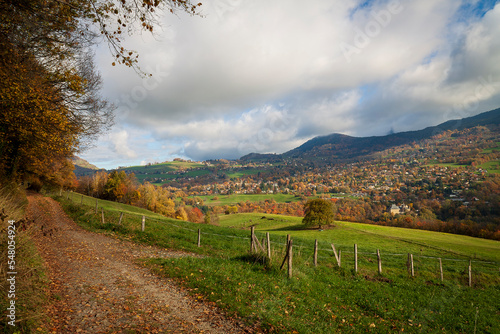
[283,107,500,163]
[73,121,500,240]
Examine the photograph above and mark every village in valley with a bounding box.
[3,1,500,332]
[75,121,500,240]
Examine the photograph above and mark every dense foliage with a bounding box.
[302,198,336,229]
[0,0,201,187]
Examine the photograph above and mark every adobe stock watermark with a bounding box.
[6,220,17,327]
[115,64,170,118]
[340,0,404,64]
[434,74,500,136]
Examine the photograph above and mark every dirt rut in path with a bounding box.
[27,194,251,333]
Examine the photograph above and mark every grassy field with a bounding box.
[424,161,469,168]
[225,168,267,179]
[479,160,500,173]
[480,142,500,154]
[134,169,212,183]
[58,193,500,333]
[117,162,277,185]
[424,160,499,173]
[120,160,205,172]
[198,193,303,206]
[218,213,500,262]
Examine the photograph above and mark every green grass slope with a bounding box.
[59,193,500,334]
[219,213,500,262]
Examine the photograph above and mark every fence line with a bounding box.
[65,191,498,265]
[63,191,499,282]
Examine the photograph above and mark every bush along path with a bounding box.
[26,193,253,333]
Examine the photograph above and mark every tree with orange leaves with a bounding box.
[0,0,202,187]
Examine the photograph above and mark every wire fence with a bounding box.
[62,191,500,285]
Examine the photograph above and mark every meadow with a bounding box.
[120,160,205,173]
[59,192,500,333]
[198,193,302,206]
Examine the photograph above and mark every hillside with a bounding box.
[117,160,207,184]
[244,108,500,164]
[72,156,103,177]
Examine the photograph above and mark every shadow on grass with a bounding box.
[233,253,270,266]
[270,224,336,232]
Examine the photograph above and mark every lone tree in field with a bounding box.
[302,199,336,229]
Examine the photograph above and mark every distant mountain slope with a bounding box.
[284,108,500,163]
[246,108,500,163]
[286,108,500,162]
[72,156,100,170]
[239,153,283,163]
[72,156,103,177]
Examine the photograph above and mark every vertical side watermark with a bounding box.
[6,219,17,327]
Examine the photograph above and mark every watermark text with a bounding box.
[6,219,17,327]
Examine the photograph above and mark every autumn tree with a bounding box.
[0,0,202,186]
[137,182,175,217]
[0,52,89,185]
[88,171,108,197]
[187,207,203,223]
[175,207,188,221]
[302,198,336,229]
[104,171,129,201]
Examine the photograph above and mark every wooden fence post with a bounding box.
[141,215,145,232]
[101,208,105,224]
[439,258,443,281]
[354,244,358,273]
[288,239,293,279]
[118,212,124,225]
[331,244,341,267]
[407,253,410,274]
[250,226,255,253]
[252,233,265,253]
[249,227,265,253]
[468,260,472,287]
[408,253,414,277]
[266,232,271,259]
[95,198,98,214]
[377,249,382,274]
[81,194,83,205]
[197,229,201,247]
[314,239,318,267]
[280,239,291,268]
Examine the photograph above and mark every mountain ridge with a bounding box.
[240,107,500,163]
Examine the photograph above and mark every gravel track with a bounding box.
[27,194,253,333]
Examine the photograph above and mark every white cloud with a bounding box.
[109,130,137,159]
[80,0,500,168]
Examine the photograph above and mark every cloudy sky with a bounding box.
[80,0,500,169]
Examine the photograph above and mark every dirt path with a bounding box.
[26,193,253,333]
